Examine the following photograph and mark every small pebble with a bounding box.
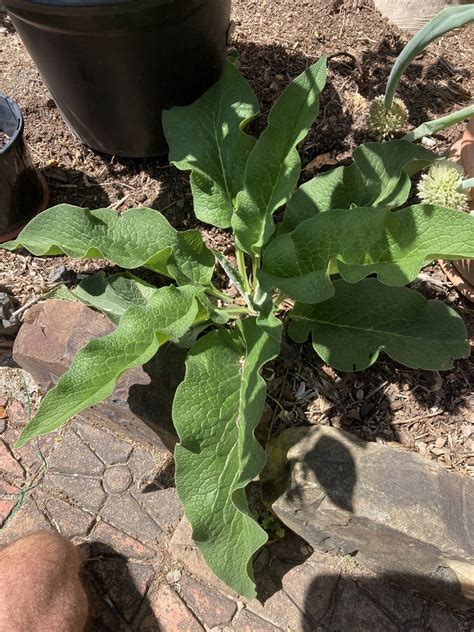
[166,569,182,584]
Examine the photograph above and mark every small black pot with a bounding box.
[3,0,231,158]
[0,92,48,242]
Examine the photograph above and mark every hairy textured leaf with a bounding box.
[280,140,436,233]
[16,286,205,447]
[289,279,470,371]
[262,204,474,303]
[173,312,282,597]
[163,61,259,228]
[50,272,156,324]
[3,205,215,286]
[233,57,327,255]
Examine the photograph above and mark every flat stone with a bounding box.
[233,609,283,632]
[47,430,105,476]
[357,575,425,625]
[103,464,133,494]
[13,301,183,451]
[43,472,106,512]
[263,426,474,608]
[0,495,51,546]
[42,496,95,538]
[178,573,237,627]
[90,521,156,560]
[74,419,133,465]
[328,579,398,631]
[139,583,204,631]
[281,552,340,625]
[100,494,162,543]
[81,572,129,632]
[139,487,182,532]
[425,603,461,632]
[88,557,155,624]
[0,438,25,484]
[13,300,114,391]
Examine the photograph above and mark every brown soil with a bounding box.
[0,1,472,474]
[0,130,10,149]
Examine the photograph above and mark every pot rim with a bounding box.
[0,93,24,158]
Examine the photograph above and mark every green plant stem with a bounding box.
[273,290,288,307]
[460,177,474,190]
[221,306,251,318]
[206,286,232,303]
[403,104,474,142]
[236,248,252,294]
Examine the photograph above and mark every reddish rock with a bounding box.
[0,496,51,546]
[178,573,237,628]
[90,522,156,560]
[13,300,114,391]
[0,480,19,527]
[139,584,204,631]
[0,438,25,484]
[234,609,282,631]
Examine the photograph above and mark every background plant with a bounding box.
[368,4,474,141]
[3,57,474,597]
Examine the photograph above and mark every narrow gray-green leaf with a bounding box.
[163,61,259,228]
[16,286,203,447]
[289,279,470,371]
[384,5,474,109]
[404,104,474,142]
[174,312,282,597]
[262,204,474,303]
[233,57,327,254]
[280,140,436,233]
[3,205,215,286]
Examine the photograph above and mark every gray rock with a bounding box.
[262,426,474,609]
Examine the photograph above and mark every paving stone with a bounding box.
[0,495,51,546]
[13,300,114,391]
[43,473,106,512]
[100,494,162,542]
[42,496,95,538]
[233,608,283,631]
[0,480,19,527]
[178,573,237,627]
[102,464,133,494]
[328,579,398,631]
[5,399,27,428]
[90,521,156,560]
[81,572,129,632]
[0,438,25,484]
[281,552,340,625]
[249,582,308,631]
[425,604,462,632]
[88,557,155,624]
[139,487,182,531]
[47,430,105,476]
[357,575,425,625]
[127,446,158,483]
[74,420,133,465]
[139,583,204,631]
[264,425,474,608]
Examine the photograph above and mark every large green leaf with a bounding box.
[50,272,157,324]
[232,57,327,255]
[3,205,215,286]
[262,204,474,303]
[173,311,282,597]
[289,279,470,371]
[163,61,259,228]
[15,285,205,447]
[280,140,436,233]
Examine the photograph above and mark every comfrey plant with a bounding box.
[3,58,474,597]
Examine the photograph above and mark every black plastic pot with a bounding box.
[0,93,48,243]
[3,0,231,158]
